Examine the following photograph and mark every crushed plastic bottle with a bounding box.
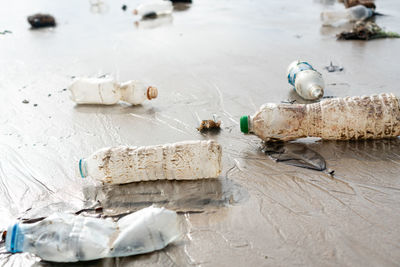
[133,0,173,18]
[80,140,222,184]
[321,5,374,26]
[287,61,324,100]
[240,93,400,142]
[5,206,180,262]
[68,77,158,105]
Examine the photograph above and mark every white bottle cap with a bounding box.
[310,85,324,99]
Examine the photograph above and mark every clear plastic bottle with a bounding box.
[240,93,400,141]
[133,0,173,17]
[79,140,222,184]
[68,77,158,105]
[321,5,373,26]
[5,206,180,262]
[287,61,324,100]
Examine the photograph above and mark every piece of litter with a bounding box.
[69,77,158,105]
[22,100,29,104]
[5,206,181,262]
[263,142,326,171]
[197,119,221,132]
[80,140,222,184]
[338,21,400,40]
[324,62,343,72]
[27,14,56,28]
[240,93,400,141]
[344,0,376,9]
[287,60,324,100]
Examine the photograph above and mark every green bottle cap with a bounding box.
[240,116,249,133]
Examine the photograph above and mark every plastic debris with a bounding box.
[27,14,56,28]
[80,140,222,184]
[263,143,326,171]
[344,0,376,9]
[197,119,221,132]
[5,206,180,262]
[240,93,400,142]
[321,5,373,26]
[324,62,344,72]
[337,21,400,40]
[133,0,173,18]
[287,60,325,100]
[0,30,12,35]
[68,77,158,105]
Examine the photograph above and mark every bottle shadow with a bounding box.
[83,178,249,217]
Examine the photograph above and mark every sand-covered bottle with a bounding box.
[68,77,158,105]
[240,93,400,141]
[79,140,222,184]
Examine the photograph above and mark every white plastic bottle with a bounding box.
[321,5,373,26]
[68,77,158,105]
[240,93,400,141]
[5,206,180,262]
[287,61,324,100]
[133,0,173,17]
[79,140,222,184]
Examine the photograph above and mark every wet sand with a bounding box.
[0,0,399,266]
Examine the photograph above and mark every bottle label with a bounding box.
[288,62,314,86]
[6,223,23,253]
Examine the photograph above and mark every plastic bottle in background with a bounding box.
[133,0,173,17]
[5,206,180,262]
[287,61,324,100]
[80,140,222,184]
[321,5,374,26]
[240,93,400,142]
[68,77,158,105]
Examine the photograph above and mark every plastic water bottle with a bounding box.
[321,5,374,26]
[5,206,180,262]
[133,0,173,17]
[68,77,158,105]
[79,140,222,184]
[287,61,324,100]
[240,93,400,141]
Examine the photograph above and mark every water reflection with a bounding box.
[83,178,248,216]
[263,142,326,171]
